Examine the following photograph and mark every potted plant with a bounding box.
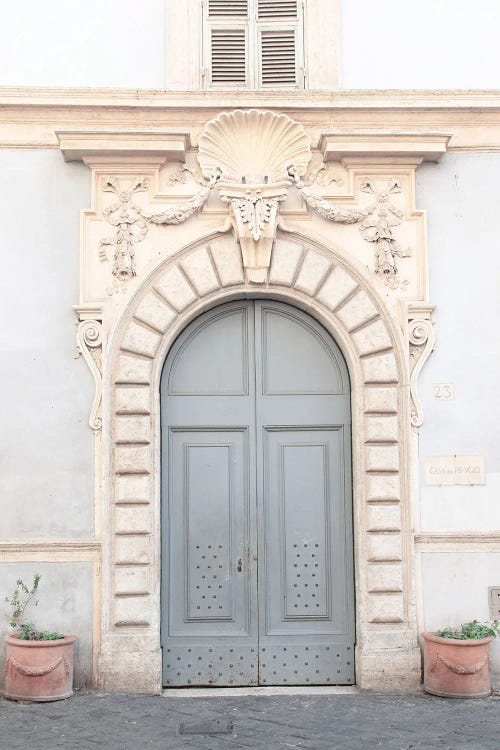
[422,620,500,698]
[3,574,77,702]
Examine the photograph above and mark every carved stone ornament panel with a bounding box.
[58,114,449,692]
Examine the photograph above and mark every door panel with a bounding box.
[263,429,346,633]
[168,430,250,635]
[254,302,355,686]
[161,300,354,687]
[261,306,344,394]
[162,304,258,687]
[168,307,249,395]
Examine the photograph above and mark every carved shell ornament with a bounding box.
[197,109,312,183]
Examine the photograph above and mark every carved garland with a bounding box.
[97,111,412,289]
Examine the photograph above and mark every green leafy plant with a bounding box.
[437,619,500,640]
[5,574,63,641]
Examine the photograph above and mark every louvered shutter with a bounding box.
[208,0,249,17]
[257,0,298,19]
[210,28,247,85]
[203,0,304,89]
[257,0,301,88]
[260,28,296,85]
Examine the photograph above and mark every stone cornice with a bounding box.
[57,130,190,163]
[2,88,500,151]
[319,132,451,163]
[2,87,500,109]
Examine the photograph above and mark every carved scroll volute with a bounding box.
[408,305,435,427]
[76,316,104,430]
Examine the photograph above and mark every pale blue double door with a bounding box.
[161,300,354,686]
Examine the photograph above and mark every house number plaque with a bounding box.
[424,455,485,486]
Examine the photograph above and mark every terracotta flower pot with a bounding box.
[422,631,493,698]
[4,634,77,702]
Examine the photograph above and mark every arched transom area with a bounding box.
[102,233,420,693]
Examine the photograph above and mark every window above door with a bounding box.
[165,0,340,92]
[204,0,305,90]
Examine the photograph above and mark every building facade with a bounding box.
[1,0,499,693]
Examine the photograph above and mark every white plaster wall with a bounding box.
[0,0,499,90]
[421,554,500,688]
[0,563,94,689]
[0,0,165,89]
[0,150,95,540]
[416,153,500,533]
[340,0,500,89]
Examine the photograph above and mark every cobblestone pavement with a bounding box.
[1,691,499,750]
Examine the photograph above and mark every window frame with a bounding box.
[202,0,305,91]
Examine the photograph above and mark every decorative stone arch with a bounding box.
[99,230,421,693]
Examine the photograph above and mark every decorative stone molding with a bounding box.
[319,132,451,164]
[407,304,436,427]
[58,111,450,694]
[75,306,104,431]
[99,233,421,693]
[198,109,312,282]
[57,130,190,163]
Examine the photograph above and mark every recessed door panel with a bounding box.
[161,300,354,687]
[168,430,250,634]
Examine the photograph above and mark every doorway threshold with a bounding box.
[163,685,358,698]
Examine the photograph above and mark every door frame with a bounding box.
[99,232,421,694]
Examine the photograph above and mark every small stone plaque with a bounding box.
[424,455,485,486]
[179,719,233,735]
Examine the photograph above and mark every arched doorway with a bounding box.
[160,299,354,686]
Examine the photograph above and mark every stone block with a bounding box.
[364,387,398,414]
[115,535,150,565]
[114,595,151,627]
[367,593,405,623]
[115,387,150,415]
[155,265,197,311]
[181,246,219,296]
[115,354,153,385]
[135,292,176,333]
[114,445,150,475]
[365,415,399,442]
[353,319,392,356]
[368,533,402,561]
[362,352,399,383]
[366,474,401,501]
[336,289,378,331]
[115,416,151,444]
[294,250,331,295]
[316,265,358,311]
[210,237,244,286]
[366,445,400,472]
[368,563,403,592]
[269,238,303,285]
[367,504,402,532]
[115,505,151,534]
[115,566,151,596]
[98,649,162,694]
[122,322,161,358]
[116,475,150,504]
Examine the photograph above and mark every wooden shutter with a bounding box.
[210,29,247,85]
[208,0,249,17]
[257,0,298,19]
[260,28,296,85]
